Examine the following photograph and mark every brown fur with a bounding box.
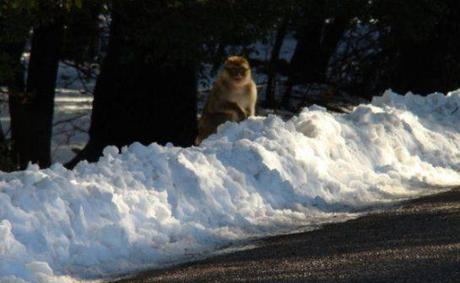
[195,56,257,145]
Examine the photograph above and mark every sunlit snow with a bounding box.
[1,90,460,282]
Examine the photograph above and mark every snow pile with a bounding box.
[1,90,460,282]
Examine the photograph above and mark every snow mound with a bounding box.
[1,90,460,282]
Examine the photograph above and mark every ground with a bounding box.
[115,188,460,283]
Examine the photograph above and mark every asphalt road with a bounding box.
[114,189,460,283]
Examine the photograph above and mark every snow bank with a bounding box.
[1,90,460,282]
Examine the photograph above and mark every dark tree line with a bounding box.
[1,1,100,169]
[1,2,62,169]
[67,1,200,167]
[1,0,460,171]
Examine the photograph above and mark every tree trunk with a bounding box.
[5,40,27,170]
[1,7,27,169]
[66,3,198,168]
[282,8,348,107]
[281,17,323,107]
[0,115,10,171]
[7,49,27,169]
[264,16,289,109]
[0,117,5,151]
[317,15,348,80]
[9,22,62,169]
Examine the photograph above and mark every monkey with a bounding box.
[196,101,247,144]
[195,56,257,145]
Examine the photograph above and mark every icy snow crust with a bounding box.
[1,90,460,282]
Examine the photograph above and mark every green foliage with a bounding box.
[109,0,287,66]
[61,0,103,63]
[7,0,83,11]
[368,0,460,93]
[4,0,459,98]
[0,3,30,85]
[289,0,460,96]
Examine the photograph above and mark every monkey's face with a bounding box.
[224,64,250,85]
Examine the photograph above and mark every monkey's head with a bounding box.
[222,56,251,86]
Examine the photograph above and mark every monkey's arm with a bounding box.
[218,101,247,121]
[204,85,224,114]
[206,85,246,115]
[247,81,257,116]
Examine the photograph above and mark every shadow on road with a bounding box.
[115,189,460,282]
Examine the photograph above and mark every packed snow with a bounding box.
[1,90,460,282]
